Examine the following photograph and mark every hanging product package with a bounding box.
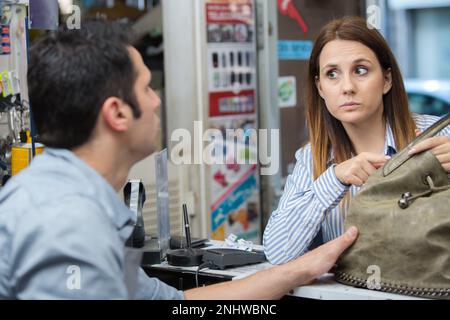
[335,113,450,299]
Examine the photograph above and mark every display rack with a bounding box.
[0,0,30,185]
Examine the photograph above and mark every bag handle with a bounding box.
[382,113,450,177]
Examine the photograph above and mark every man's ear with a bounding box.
[383,68,392,95]
[315,76,325,99]
[100,97,131,132]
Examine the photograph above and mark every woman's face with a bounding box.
[316,40,392,126]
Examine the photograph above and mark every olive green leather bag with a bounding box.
[335,114,450,299]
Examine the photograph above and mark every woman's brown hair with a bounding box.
[306,16,416,180]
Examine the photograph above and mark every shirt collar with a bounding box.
[384,123,397,157]
[327,121,398,166]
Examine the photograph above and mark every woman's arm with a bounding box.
[263,145,350,265]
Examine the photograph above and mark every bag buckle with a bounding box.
[398,192,412,209]
[397,176,450,209]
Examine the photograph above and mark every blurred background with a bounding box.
[1,0,449,243]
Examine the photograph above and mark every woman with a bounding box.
[263,16,450,265]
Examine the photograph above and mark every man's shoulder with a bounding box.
[0,181,107,233]
[1,155,96,209]
[0,172,93,212]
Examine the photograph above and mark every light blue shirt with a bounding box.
[263,113,450,265]
[0,148,184,300]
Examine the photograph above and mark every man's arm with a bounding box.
[184,227,358,300]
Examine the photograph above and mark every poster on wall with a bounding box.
[207,116,260,242]
[206,0,261,243]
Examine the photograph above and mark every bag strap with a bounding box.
[382,113,450,177]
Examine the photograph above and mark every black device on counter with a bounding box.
[202,248,266,270]
[123,179,162,265]
[123,180,146,248]
[166,204,204,266]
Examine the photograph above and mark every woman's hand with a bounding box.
[408,136,450,173]
[334,152,391,186]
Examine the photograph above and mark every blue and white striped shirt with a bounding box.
[263,113,450,265]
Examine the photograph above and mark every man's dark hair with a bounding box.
[28,19,141,149]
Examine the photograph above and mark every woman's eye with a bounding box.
[327,70,338,79]
[355,67,368,76]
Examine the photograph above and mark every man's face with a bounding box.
[127,46,161,159]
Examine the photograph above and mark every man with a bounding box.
[0,20,358,299]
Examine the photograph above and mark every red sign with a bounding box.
[209,90,256,117]
[206,3,253,25]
